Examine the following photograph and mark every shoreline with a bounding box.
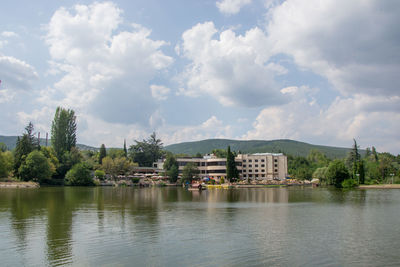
[359,184,400,189]
[0,181,40,188]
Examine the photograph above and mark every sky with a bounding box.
[0,0,399,154]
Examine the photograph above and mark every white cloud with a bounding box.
[244,86,400,153]
[150,85,170,100]
[216,0,252,15]
[0,56,38,92]
[177,21,286,107]
[44,2,173,125]
[1,31,18,38]
[266,0,400,97]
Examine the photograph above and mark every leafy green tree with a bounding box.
[51,107,77,160]
[226,146,239,182]
[212,149,227,158]
[99,144,106,164]
[307,149,329,167]
[365,147,371,158]
[181,162,199,183]
[167,165,179,183]
[101,156,114,177]
[312,166,328,184]
[108,148,126,159]
[129,132,163,167]
[18,150,54,183]
[56,147,82,178]
[326,159,349,188]
[346,139,361,178]
[0,142,7,152]
[288,155,313,180]
[13,122,37,175]
[65,162,93,186]
[0,151,13,178]
[372,146,378,161]
[358,160,365,184]
[113,157,132,175]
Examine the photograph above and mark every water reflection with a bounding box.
[0,187,399,266]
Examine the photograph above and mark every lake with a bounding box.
[0,186,399,266]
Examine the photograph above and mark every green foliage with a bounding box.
[307,149,329,167]
[288,155,313,180]
[18,150,54,182]
[55,147,83,178]
[99,144,106,164]
[51,107,77,160]
[326,159,350,188]
[94,169,105,180]
[128,132,163,167]
[167,165,179,183]
[100,156,135,178]
[0,142,7,152]
[163,153,179,183]
[123,139,128,158]
[181,162,199,183]
[226,146,239,182]
[312,166,328,184]
[220,177,225,184]
[131,177,140,183]
[65,162,93,186]
[107,148,126,159]
[358,160,365,184]
[212,148,227,158]
[13,123,37,175]
[0,151,13,178]
[342,179,358,189]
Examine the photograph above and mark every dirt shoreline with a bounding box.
[359,184,400,189]
[0,181,40,188]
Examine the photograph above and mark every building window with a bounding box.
[255,169,258,172]
[261,159,265,162]
[255,174,259,178]
[255,164,258,167]
[262,174,265,177]
[255,159,258,162]
[261,164,265,167]
[243,170,246,173]
[274,164,278,167]
[274,159,278,162]
[249,164,252,167]
[249,159,252,162]
[249,174,253,178]
[243,164,246,167]
[261,169,265,172]
[249,169,252,172]
[243,174,247,178]
[275,169,278,172]
[243,160,246,162]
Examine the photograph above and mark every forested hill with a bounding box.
[0,135,97,151]
[164,139,359,159]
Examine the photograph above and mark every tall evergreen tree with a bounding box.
[99,144,107,164]
[226,146,239,182]
[51,107,77,160]
[123,139,127,158]
[13,122,37,175]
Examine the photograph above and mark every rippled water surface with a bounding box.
[0,187,399,266]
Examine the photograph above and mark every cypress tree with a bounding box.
[226,146,238,182]
[99,144,106,165]
[123,139,127,158]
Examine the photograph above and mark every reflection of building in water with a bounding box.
[154,153,288,181]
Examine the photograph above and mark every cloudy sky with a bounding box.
[0,0,399,153]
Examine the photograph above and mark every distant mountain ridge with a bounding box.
[0,135,97,151]
[164,138,359,159]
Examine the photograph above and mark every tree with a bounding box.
[0,151,13,178]
[56,147,82,179]
[358,160,365,184]
[312,167,328,185]
[326,159,350,188]
[0,142,7,152]
[212,149,227,158]
[226,146,239,182]
[163,153,179,183]
[123,139,127,158]
[51,107,77,160]
[346,139,361,178]
[372,146,378,161]
[128,132,163,167]
[65,162,93,186]
[94,169,105,180]
[101,156,114,177]
[181,162,199,183]
[99,144,106,164]
[13,122,37,175]
[307,149,329,167]
[18,150,54,183]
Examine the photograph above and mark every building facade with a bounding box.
[158,153,287,181]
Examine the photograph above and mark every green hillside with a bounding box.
[0,135,97,151]
[164,139,359,159]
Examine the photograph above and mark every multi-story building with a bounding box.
[155,153,287,181]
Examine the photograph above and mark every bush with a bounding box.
[342,179,358,189]
[220,177,225,184]
[131,177,140,183]
[65,163,93,186]
[94,169,106,180]
[326,160,350,188]
[18,150,53,183]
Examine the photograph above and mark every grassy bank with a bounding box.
[359,184,400,189]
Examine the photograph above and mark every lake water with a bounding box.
[0,186,399,266]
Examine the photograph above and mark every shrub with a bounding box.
[65,163,93,186]
[342,179,358,189]
[18,150,53,183]
[131,177,140,183]
[220,177,225,184]
[94,169,106,180]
